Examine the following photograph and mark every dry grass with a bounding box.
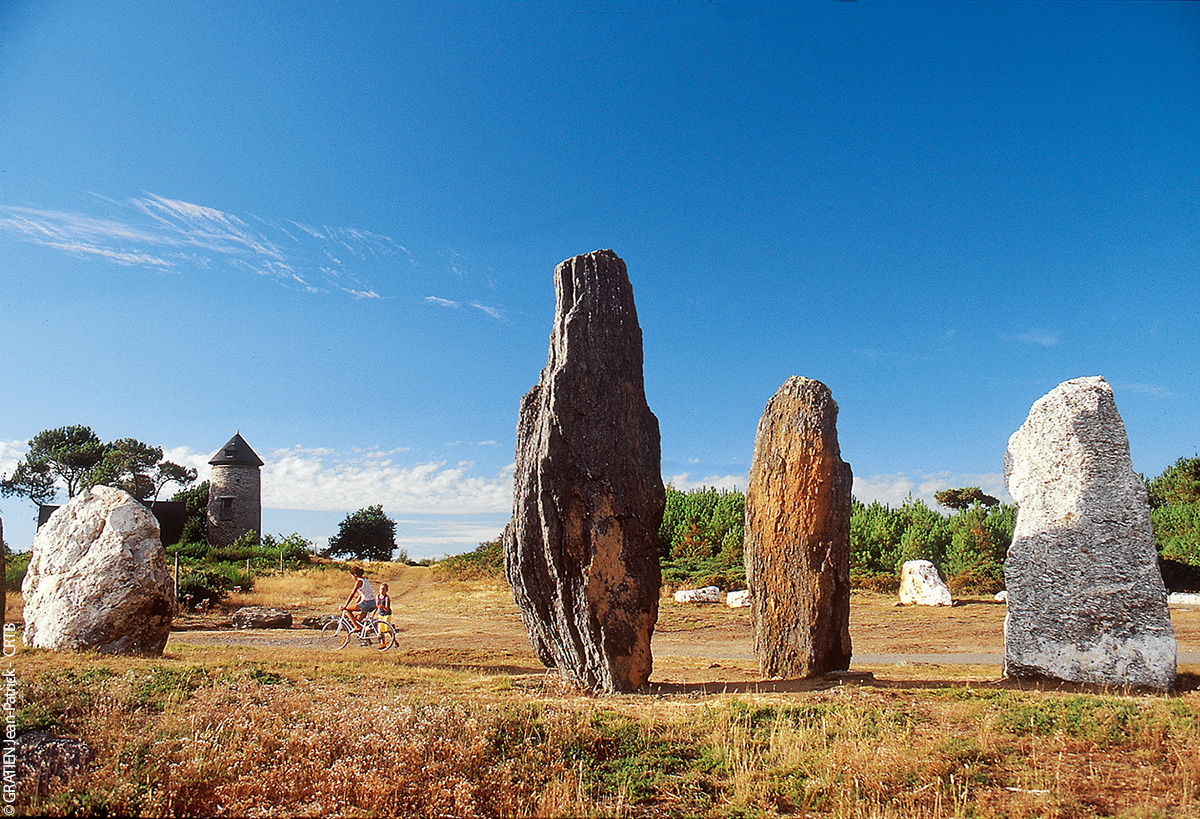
[8,567,1200,817]
[13,650,1199,818]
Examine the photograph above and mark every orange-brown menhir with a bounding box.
[745,376,853,678]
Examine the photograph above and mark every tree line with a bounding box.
[658,455,1200,592]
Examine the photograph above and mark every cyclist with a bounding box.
[341,565,376,630]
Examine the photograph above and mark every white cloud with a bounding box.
[0,439,26,477]
[261,446,513,515]
[161,445,213,485]
[853,471,1011,509]
[425,296,461,308]
[392,517,507,553]
[1015,328,1061,347]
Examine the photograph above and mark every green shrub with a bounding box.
[659,486,744,567]
[5,551,31,592]
[660,553,745,591]
[177,564,254,608]
[1147,456,1200,508]
[168,540,208,561]
[176,568,233,607]
[1151,501,1200,567]
[434,538,504,580]
[943,504,1014,580]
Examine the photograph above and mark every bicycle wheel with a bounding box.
[374,620,396,651]
[320,618,351,650]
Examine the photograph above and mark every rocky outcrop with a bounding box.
[899,560,953,606]
[744,377,853,678]
[23,486,174,655]
[1004,376,1176,690]
[231,606,293,629]
[504,249,664,694]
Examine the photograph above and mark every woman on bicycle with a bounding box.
[341,565,376,629]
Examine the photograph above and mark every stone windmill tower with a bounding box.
[206,432,264,548]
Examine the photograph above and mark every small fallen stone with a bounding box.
[231,606,292,629]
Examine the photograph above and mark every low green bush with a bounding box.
[434,538,504,580]
[176,564,254,608]
[5,551,31,592]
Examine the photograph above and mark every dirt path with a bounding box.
[167,567,1200,688]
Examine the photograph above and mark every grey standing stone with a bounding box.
[23,486,175,655]
[744,377,853,678]
[504,249,665,693]
[1004,376,1176,690]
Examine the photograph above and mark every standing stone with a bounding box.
[1004,376,1176,690]
[745,377,853,678]
[504,249,665,693]
[23,486,175,654]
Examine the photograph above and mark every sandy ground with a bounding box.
[165,566,1200,693]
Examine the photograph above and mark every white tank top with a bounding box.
[359,577,375,602]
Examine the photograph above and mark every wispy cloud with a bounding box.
[0,194,406,299]
[470,302,507,322]
[1114,382,1175,398]
[424,294,508,323]
[1015,328,1061,347]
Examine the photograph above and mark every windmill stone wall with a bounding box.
[206,433,263,548]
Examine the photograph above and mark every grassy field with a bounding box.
[6,564,1200,818]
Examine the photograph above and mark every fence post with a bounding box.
[174,554,180,607]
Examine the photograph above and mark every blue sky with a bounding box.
[2,1,1197,558]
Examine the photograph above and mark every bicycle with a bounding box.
[320,609,396,651]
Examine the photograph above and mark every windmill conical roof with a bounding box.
[208,432,264,467]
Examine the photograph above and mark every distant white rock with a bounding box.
[726,589,751,608]
[1169,592,1200,608]
[994,590,1008,603]
[23,486,175,655]
[673,586,721,604]
[898,560,953,607]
